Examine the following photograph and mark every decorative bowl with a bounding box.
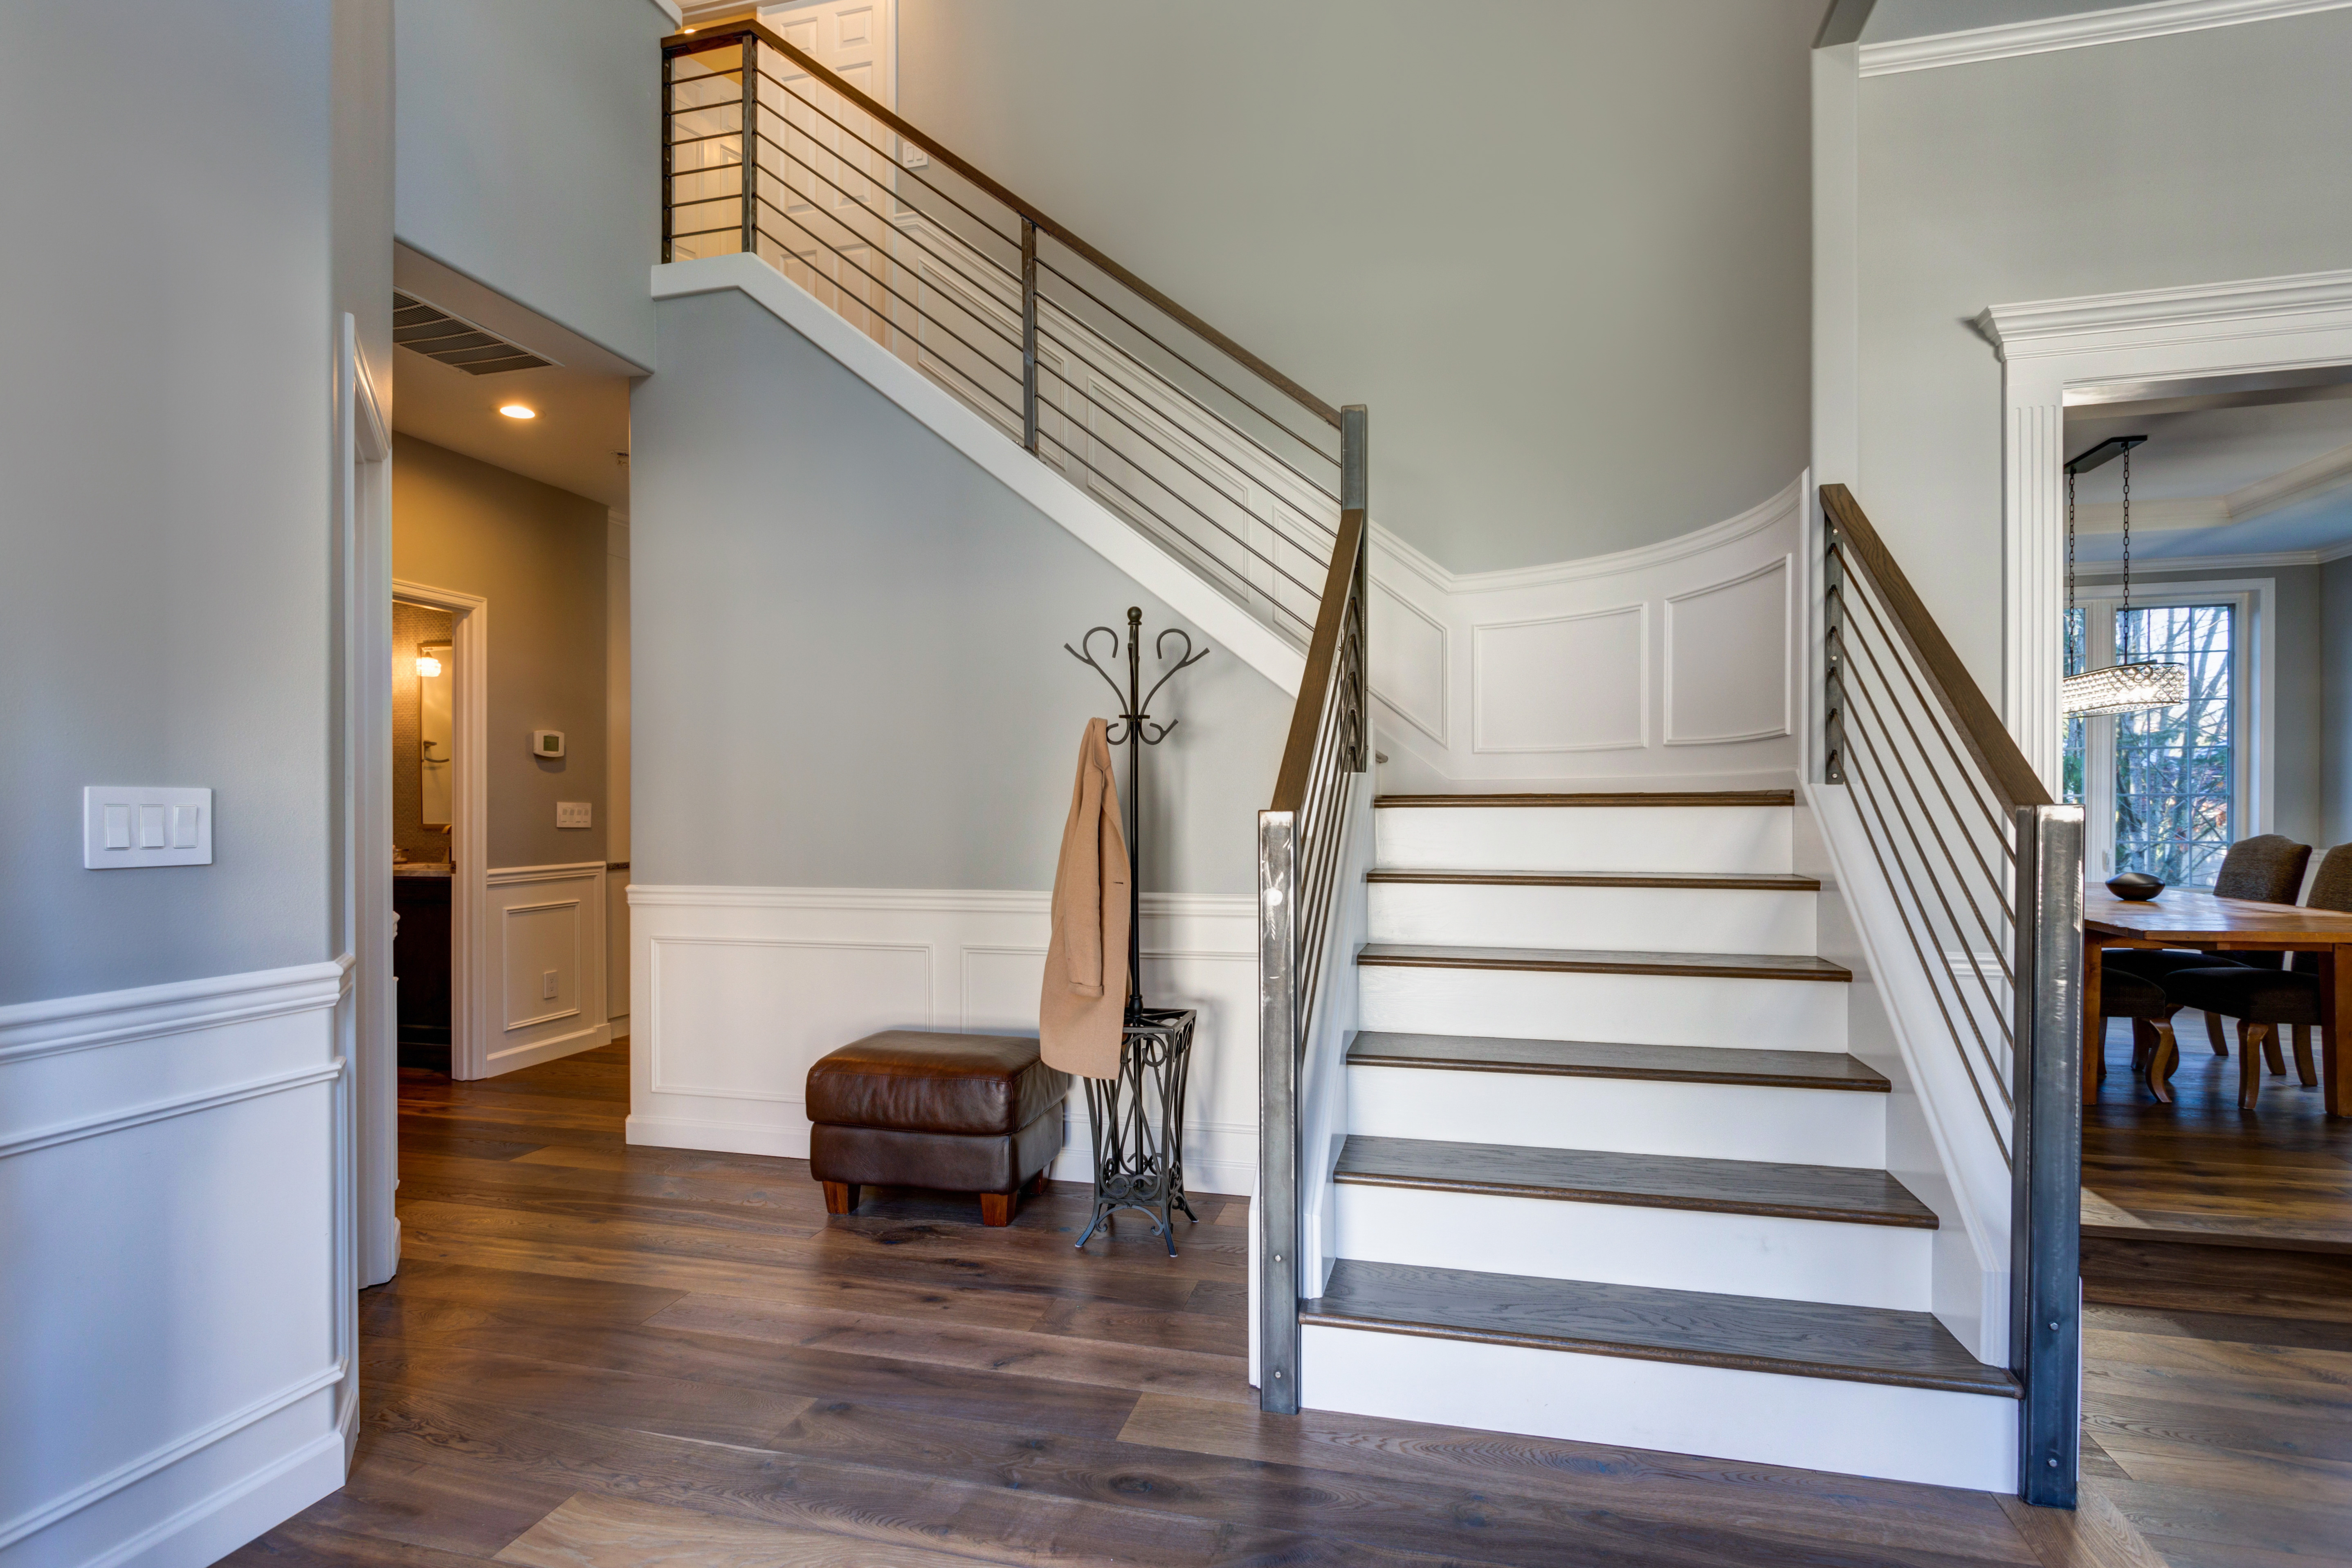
[2105,872,2164,902]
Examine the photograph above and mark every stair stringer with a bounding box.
[1801,781,2012,1366]
[650,255,1305,696]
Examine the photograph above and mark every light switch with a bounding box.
[85,787,212,868]
[556,801,592,829]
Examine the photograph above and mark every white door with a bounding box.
[756,0,899,339]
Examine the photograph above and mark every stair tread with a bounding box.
[1348,1032,1889,1090]
[1335,1135,1938,1227]
[1377,791,1795,808]
[1358,942,1852,983]
[1367,868,1820,891]
[1302,1259,2015,1397]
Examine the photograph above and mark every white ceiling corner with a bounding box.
[1859,0,2352,76]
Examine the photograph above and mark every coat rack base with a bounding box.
[1075,1007,1199,1256]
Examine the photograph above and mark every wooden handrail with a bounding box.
[664,24,1342,430]
[1269,509,1365,812]
[1820,484,2051,812]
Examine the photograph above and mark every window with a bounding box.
[2062,586,2262,888]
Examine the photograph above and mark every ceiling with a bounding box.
[2062,387,2352,565]
[387,245,638,512]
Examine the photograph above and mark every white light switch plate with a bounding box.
[85,786,212,868]
[556,801,592,829]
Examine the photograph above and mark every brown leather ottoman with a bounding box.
[806,1031,1071,1225]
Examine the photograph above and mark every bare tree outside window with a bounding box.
[2113,605,2233,886]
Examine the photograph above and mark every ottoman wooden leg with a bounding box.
[1029,1169,1050,1196]
[822,1181,859,1215]
[979,1191,1015,1226]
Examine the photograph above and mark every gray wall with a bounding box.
[0,1,389,1006]
[2326,557,2352,852]
[393,436,610,869]
[897,0,1817,574]
[1854,9,2352,688]
[2076,564,2324,853]
[631,289,1292,895]
[394,0,669,370]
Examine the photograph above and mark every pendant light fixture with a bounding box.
[2060,435,2188,717]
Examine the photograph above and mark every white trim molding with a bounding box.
[483,861,612,1077]
[0,961,349,1568]
[391,580,490,1079]
[1859,0,2352,76]
[626,884,1259,1196]
[1977,267,2352,785]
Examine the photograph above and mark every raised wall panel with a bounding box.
[1369,580,1447,745]
[501,898,581,1030]
[648,936,930,1109]
[1472,605,1646,754]
[1664,557,1792,745]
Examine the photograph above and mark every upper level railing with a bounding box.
[663,24,1345,647]
[1818,483,2082,1505]
[1256,408,1368,1414]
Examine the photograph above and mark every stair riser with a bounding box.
[1334,1183,1932,1310]
[1368,882,1816,955]
[1298,1326,2017,1492]
[1358,965,1848,1051]
[1375,806,1792,875]
[1347,1065,1887,1167]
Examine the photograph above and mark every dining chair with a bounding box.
[2106,833,2309,1059]
[2091,967,2186,1101]
[2162,844,2352,1110]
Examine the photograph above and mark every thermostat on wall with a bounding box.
[532,730,565,758]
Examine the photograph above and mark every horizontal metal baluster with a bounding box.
[755,65,1025,251]
[1036,255,1345,469]
[1033,353,1339,564]
[1840,615,2017,914]
[1844,713,2018,1110]
[1840,657,2019,980]
[1842,568,2015,851]
[1842,744,2014,1156]
[1027,422,1326,619]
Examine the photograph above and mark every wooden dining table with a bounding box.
[2085,885,2352,1115]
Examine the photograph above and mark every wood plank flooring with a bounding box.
[2085,1013,2352,1252]
[224,1039,2338,1568]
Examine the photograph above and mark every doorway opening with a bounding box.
[393,599,459,1074]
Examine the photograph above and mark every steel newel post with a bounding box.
[1824,518,1846,785]
[1021,218,1040,453]
[660,47,675,264]
[739,34,757,260]
[1340,406,1369,772]
[1256,809,1301,1413]
[2011,803,2084,1506]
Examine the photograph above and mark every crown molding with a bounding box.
[1977,267,2352,361]
[1371,476,1802,597]
[1859,0,2352,76]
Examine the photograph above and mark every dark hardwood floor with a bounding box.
[222,1039,2345,1568]
[2086,1012,2352,1251]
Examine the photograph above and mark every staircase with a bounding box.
[1294,790,2020,1492]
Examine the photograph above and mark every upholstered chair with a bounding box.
[2091,967,2186,1102]
[2162,844,2352,1110]
[2106,833,2310,1058]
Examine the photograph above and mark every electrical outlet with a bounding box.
[556,801,591,829]
[542,969,559,1000]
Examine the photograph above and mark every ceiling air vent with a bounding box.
[393,292,553,375]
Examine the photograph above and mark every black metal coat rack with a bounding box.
[1063,608,1208,1253]
[1065,607,1209,1017]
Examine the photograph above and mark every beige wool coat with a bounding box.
[1040,718,1131,1079]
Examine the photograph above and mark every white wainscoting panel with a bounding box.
[0,961,350,1568]
[1664,557,1793,746]
[1471,605,1647,754]
[1372,476,1804,790]
[627,887,1258,1197]
[481,863,610,1078]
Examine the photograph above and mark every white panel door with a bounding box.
[757,0,897,341]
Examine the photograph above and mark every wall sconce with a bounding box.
[414,653,443,678]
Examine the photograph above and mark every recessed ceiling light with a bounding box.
[499,404,536,420]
